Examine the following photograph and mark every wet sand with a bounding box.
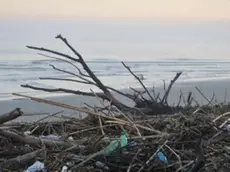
[1,79,230,122]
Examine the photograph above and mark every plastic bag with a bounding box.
[24,161,45,172]
[103,131,128,155]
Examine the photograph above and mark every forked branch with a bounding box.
[161,72,182,105]
[121,61,155,102]
[26,35,132,110]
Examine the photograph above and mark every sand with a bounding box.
[1,79,230,122]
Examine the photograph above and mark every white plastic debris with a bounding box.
[24,161,45,172]
[68,136,74,141]
[61,166,68,172]
[24,131,32,135]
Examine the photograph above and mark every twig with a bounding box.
[67,125,114,136]
[224,88,227,104]
[27,45,79,62]
[138,140,168,172]
[12,93,158,134]
[195,87,214,106]
[38,53,90,77]
[20,84,109,101]
[105,120,167,135]
[49,64,93,83]
[213,111,230,123]
[165,144,182,171]
[122,62,155,102]
[161,72,182,105]
[97,111,105,135]
[127,149,141,172]
[187,91,193,106]
[177,92,182,107]
[39,77,96,85]
[163,80,166,92]
[113,106,142,136]
[189,138,205,172]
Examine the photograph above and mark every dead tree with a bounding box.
[22,34,182,115]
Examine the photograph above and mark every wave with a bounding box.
[1,58,230,101]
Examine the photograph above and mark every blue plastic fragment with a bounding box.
[157,152,168,164]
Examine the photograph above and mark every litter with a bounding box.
[61,166,68,172]
[24,161,45,172]
[103,131,128,155]
[157,152,168,164]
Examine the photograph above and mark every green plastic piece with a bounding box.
[103,131,128,156]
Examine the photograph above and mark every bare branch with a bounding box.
[130,87,146,95]
[39,77,97,86]
[26,46,80,62]
[106,86,136,100]
[41,54,135,101]
[122,61,155,102]
[163,80,166,92]
[56,34,84,61]
[155,92,160,102]
[21,84,109,100]
[38,53,90,77]
[49,64,94,84]
[54,35,118,100]
[152,86,157,100]
[195,86,214,106]
[177,92,182,107]
[49,65,135,101]
[187,92,193,106]
[161,72,182,105]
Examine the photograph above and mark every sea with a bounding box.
[0,20,230,101]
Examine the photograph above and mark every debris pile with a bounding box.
[1,103,230,172]
[0,35,229,171]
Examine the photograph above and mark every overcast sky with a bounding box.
[0,0,230,61]
[1,0,230,21]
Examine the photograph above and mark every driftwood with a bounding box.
[3,34,227,171]
[21,34,182,115]
[0,129,72,148]
[24,35,132,110]
[0,101,230,171]
[0,108,23,124]
[0,148,45,170]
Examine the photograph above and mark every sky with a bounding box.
[0,0,230,61]
[1,0,230,21]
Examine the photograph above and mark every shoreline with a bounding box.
[1,79,230,122]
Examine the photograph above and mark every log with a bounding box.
[0,129,72,148]
[1,148,45,170]
[0,108,23,124]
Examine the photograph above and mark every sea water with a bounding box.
[0,20,230,100]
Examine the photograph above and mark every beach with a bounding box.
[1,78,230,122]
[0,22,230,122]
